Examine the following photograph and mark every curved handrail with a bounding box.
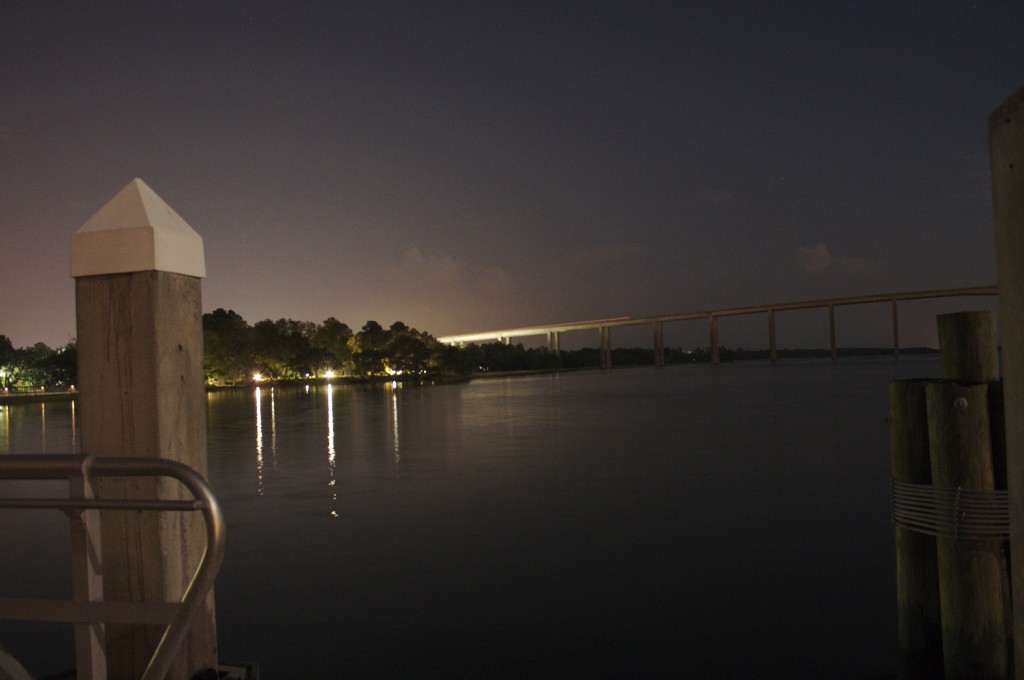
[0,454,226,680]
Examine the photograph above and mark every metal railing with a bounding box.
[0,454,226,680]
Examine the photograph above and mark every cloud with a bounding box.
[390,247,513,295]
[796,243,832,273]
[795,243,888,277]
[377,247,517,333]
[396,247,464,284]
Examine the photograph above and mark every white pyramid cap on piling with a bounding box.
[70,178,206,278]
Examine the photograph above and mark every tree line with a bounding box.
[201,310,714,383]
[3,310,738,392]
[202,309,471,383]
[0,335,77,391]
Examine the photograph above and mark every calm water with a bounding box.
[0,358,942,678]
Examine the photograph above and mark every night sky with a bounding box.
[2,2,1022,350]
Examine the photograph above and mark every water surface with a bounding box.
[1,359,938,677]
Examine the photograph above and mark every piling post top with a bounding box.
[70,178,206,278]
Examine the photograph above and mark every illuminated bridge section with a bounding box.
[436,286,999,368]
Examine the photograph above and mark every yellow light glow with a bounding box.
[325,370,335,379]
[253,372,263,382]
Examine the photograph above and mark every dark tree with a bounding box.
[387,331,432,375]
[203,309,253,383]
[356,321,387,352]
[312,317,354,372]
[0,335,14,388]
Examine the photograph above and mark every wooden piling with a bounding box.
[890,379,943,679]
[938,309,1007,496]
[938,311,999,382]
[891,310,1008,678]
[931,310,1010,678]
[71,179,217,678]
[990,86,1024,678]
[927,381,1009,678]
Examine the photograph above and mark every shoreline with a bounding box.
[1,347,939,404]
[0,391,77,405]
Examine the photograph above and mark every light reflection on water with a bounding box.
[0,398,81,673]
[388,380,400,461]
[1,359,946,678]
[207,359,942,677]
[254,387,263,494]
[327,384,337,517]
[0,399,78,455]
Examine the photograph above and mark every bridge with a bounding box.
[436,285,999,367]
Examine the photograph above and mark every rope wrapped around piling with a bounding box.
[891,478,1009,541]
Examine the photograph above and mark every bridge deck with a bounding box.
[436,285,999,367]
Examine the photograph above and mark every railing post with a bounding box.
[70,179,217,678]
[69,465,105,680]
[990,85,1024,678]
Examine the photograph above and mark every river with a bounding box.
[1,358,938,678]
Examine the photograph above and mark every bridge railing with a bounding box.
[436,285,999,367]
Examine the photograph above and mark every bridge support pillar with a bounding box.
[892,300,901,359]
[599,327,612,369]
[547,331,560,354]
[768,309,777,363]
[829,304,837,361]
[653,321,664,367]
[709,315,720,365]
